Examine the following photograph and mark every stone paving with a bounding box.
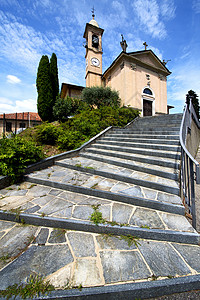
[0,113,200,299]
[0,219,200,291]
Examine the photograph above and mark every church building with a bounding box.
[61,14,172,117]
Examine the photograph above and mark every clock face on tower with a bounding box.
[91,57,100,67]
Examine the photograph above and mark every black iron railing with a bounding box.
[180,99,200,229]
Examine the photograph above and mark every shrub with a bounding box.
[82,86,121,109]
[57,130,84,150]
[0,135,44,183]
[36,122,60,145]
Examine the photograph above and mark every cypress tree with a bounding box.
[50,53,59,108]
[186,90,200,119]
[36,55,54,122]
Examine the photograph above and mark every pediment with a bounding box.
[129,50,170,74]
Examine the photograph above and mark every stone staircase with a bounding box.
[1,113,200,298]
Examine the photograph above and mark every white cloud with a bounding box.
[192,0,200,13]
[160,0,176,20]
[0,97,13,105]
[132,0,175,39]
[6,75,21,84]
[167,62,200,109]
[0,99,37,114]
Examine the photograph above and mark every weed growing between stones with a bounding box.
[75,163,82,167]
[84,166,94,170]
[0,254,10,261]
[119,235,141,247]
[27,184,37,189]
[102,233,141,248]
[90,205,129,227]
[140,225,150,229]
[8,207,23,222]
[91,183,99,189]
[0,274,55,299]
[90,205,105,225]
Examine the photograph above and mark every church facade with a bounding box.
[62,15,172,116]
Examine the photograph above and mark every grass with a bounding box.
[0,274,55,299]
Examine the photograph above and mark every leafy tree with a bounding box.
[82,86,121,109]
[50,53,59,107]
[36,55,54,122]
[186,90,200,119]
[53,96,88,122]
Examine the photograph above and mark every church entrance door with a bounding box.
[143,100,152,116]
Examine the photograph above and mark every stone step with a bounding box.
[113,127,180,133]
[84,148,180,169]
[56,159,178,182]
[133,119,181,125]
[106,133,180,140]
[0,210,198,245]
[91,144,181,160]
[96,141,181,152]
[112,130,180,136]
[64,153,179,181]
[27,162,180,197]
[136,113,182,121]
[100,137,180,146]
[0,181,196,245]
[132,122,181,128]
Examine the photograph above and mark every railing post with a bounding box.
[190,160,196,229]
[196,164,200,184]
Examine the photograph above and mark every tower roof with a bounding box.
[89,17,99,28]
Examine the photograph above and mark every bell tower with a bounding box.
[83,10,104,87]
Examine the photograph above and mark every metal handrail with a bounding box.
[179,99,200,229]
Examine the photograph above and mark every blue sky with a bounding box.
[0,0,200,114]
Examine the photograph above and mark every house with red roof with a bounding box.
[0,112,42,136]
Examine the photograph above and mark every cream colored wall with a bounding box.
[105,60,168,114]
[0,120,40,137]
[85,29,103,87]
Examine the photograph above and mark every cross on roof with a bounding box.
[143,42,148,50]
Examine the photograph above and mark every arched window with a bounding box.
[143,88,152,95]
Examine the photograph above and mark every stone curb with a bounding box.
[0,211,199,244]
[25,176,184,215]
[55,159,178,181]
[16,274,200,299]
[84,149,180,169]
